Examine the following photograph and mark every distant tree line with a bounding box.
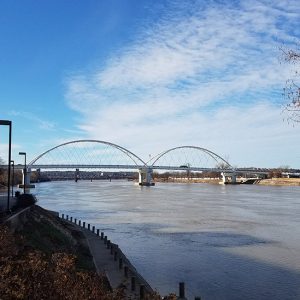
[153,167,298,181]
[153,171,221,181]
[0,156,39,189]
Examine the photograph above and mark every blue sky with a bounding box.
[0,0,300,167]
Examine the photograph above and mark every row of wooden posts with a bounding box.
[61,213,201,300]
[61,213,150,298]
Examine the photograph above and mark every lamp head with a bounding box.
[0,120,11,125]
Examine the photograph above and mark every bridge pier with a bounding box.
[221,172,237,184]
[75,168,80,182]
[19,167,35,192]
[36,168,41,182]
[138,167,154,186]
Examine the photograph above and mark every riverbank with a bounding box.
[153,177,300,186]
[258,178,300,186]
[1,205,177,299]
[0,205,118,299]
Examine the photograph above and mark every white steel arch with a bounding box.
[29,139,147,167]
[150,146,232,169]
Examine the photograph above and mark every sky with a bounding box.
[0,0,300,168]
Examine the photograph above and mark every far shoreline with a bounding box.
[152,177,300,186]
[10,177,299,188]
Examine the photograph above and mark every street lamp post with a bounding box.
[19,152,26,194]
[11,160,14,198]
[0,120,12,212]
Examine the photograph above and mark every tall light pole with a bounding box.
[11,160,14,197]
[0,120,12,212]
[19,152,26,194]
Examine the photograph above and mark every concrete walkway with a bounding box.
[80,226,152,299]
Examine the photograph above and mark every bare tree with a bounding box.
[281,45,300,123]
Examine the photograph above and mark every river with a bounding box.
[33,180,300,300]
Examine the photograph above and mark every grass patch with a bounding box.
[20,206,96,271]
[22,218,73,254]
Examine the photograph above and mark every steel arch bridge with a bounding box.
[29,139,147,170]
[28,140,232,171]
[18,139,237,185]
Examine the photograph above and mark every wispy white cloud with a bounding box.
[9,111,56,130]
[65,0,300,167]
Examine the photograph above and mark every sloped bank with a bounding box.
[0,205,119,299]
[1,204,179,299]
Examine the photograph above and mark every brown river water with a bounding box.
[30,181,300,299]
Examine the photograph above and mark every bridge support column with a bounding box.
[221,172,237,184]
[20,168,35,192]
[25,168,31,186]
[138,168,154,186]
[36,168,41,182]
[75,168,80,182]
[221,172,226,184]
